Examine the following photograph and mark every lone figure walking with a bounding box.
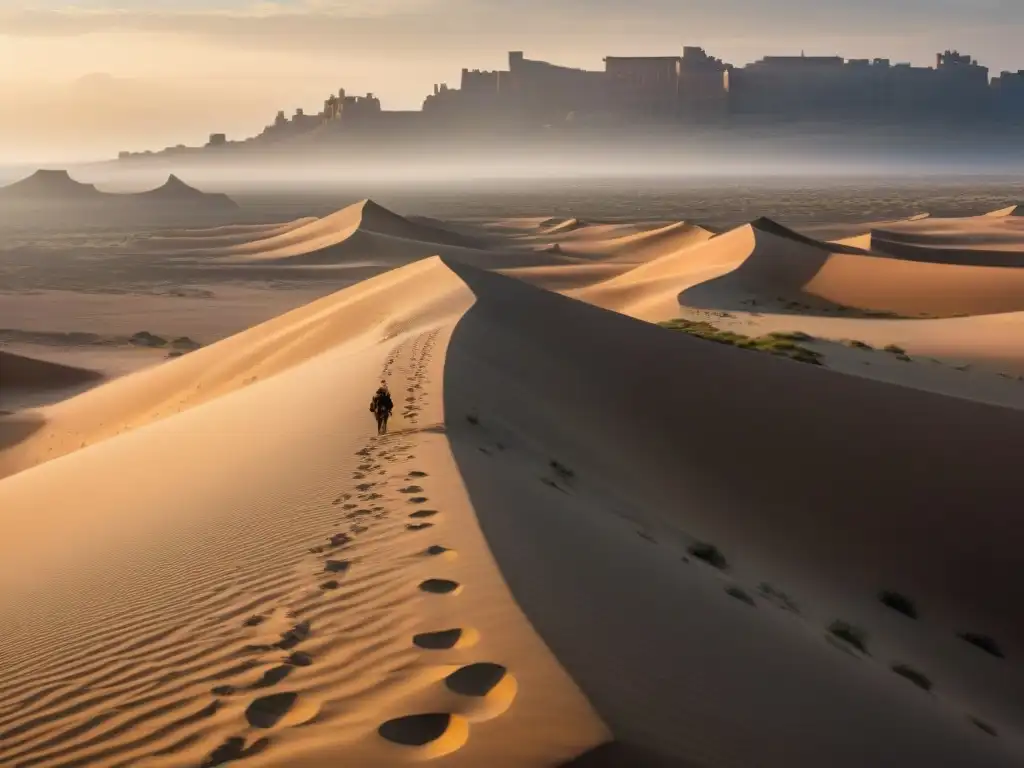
[370,380,394,435]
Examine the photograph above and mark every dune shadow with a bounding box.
[0,412,45,453]
[561,742,701,767]
[439,257,1024,767]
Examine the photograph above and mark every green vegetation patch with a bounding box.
[658,320,822,365]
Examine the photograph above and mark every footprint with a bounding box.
[342,503,358,510]
[445,663,507,696]
[413,628,478,650]
[356,483,374,492]
[245,692,298,728]
[378,713,468,757]
[201,736,270,767]
[409,509,439,519]
[288,651,313,667]
[444,663,517,722]
[400,485,424,494]
[353,473,366,480]
[253,665,293,688]
[424,545,453,557]
[408,471,428,478]
[244,615,265,627]
[419,579,461,595]
[329,533,351,548]
[275,620,311,650]
[327,561,352,577]
[408,497,429,504]
[407,522,434,531]
[320,580,339,590]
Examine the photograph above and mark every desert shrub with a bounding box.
[687,541,727,570]
[879,590,918,619]
[130,330,167,348]
[758,582,800,613]
[969,717,998,736]
[659,320,823,365]
[725,586,755,606]
[550,460,574,480]
[958,633,1005,659]
[891,664,932,691]
[828,621,868,653]
[863,309,902,318]
[844,339,873,350]
[769,330,814,342]
[170,336,201,350]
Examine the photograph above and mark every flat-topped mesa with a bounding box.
[0,170,239,214]
[0,169,101,200]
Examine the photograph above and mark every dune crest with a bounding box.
[577,217,1024,319]
[983,205,1022,218]
[0,257,473,479]
[0,350,102,390]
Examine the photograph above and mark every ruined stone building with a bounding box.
[123,45,1024,160]
[726,50,992,121]
[993,70,1024,118]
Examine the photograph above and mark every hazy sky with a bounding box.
[1,0,1022,162]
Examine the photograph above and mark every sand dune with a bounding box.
[1,349,103,391]
[852,214,1024,267]
[442,261,1023,765]
[538,217,584,235]
[0,258,473,480]
[597,219,1024,318]
[983,205,1022,218]
[220,200,481,259]
[136,200,608,272]
[570,213,1024,405]
[135,218,320,250]
[2,256,1020,767]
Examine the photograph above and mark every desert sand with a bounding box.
[1,190,1023,767]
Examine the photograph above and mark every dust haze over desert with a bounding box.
[2,2,1024,768]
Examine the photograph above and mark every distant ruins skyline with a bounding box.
[120,45,1024,161]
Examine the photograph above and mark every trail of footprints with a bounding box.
[377,328,516,757]
[202,329,511,765]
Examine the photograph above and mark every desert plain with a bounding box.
[0,171,1022,767]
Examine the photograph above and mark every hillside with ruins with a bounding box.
[118,47,1024,162]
